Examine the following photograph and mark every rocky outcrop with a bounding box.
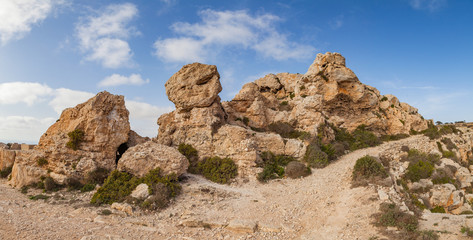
[0,148,16,171]
[9,91,131,187]
[157,53,429,179]
[117,141,188,178]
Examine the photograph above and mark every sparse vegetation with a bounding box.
[86,167,110,185]
[421,123,459,140]
[257,151,295,182]
[461,226,473,236]
[80,183,95,192]
[29,194,50,201]
[91,168,180,206]
[242,117,249,126]
[267,122,310,140]
[37,158,48,167]
[198,157,238,184]
[303,140,330,168]
[431,168,456,185]
[66,129,85,150]
[178,143,199,173]
[380,96,388,101]
[352,156,387,186]
[375,203,418,232]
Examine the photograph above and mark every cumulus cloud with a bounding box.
[98,73,149,87]
[154,9,315,63]
[0,0,64,45]
[0,82,53,105]
[76,3,138,68]
[0,116,56,143]
[409,0,447,11]
[49,88,95,114]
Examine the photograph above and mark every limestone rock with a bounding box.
[165,63,222,110]
[226,219,257,233]
[0,149,16,171]
[455,167,473,189]
[111,202,133,216]
[430,184,457,208]
[10,91,130,188]
[126,130,150,148]
[131,183,150,200]
[117,141,188,177]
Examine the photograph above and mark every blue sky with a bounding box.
[0,0,472,143]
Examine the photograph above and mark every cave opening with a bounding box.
[116,143,129,165]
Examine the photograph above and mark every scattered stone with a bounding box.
[131,183,149,200]
[226,219,257,233]
[111,202,133,216]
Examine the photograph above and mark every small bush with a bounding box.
[441,137,457,150]
[178,143,199,174]
[43,177,57,191]
[141,182,173,210]
[380,134,409,142]
[86,167,110,185]
[418,230,439,240]
[198,157,238,184]
[100,209,112,215]
[280,101,288,106]
[0,166,12,178]
[65,177,83,191]
[430,206,446,213]
[91,168,181,205]
[461,226,473,237]
[375,203,418,232]
[431,168,456,185]
[37,158,48,167]
[242,117,249,126]
[29,194,50,201]
[351,125,382,150]
[66,129,85,150]
[285,161,311,179]
[303,142,329,168]
[404,160,434,182]
[267,122,309,139]
[256,152,294,182]
[380,96,388,101]
[81,183,95,192]
[353,156,387,180]
[442,150,456,159]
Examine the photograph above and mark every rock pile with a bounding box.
[157,52,429,179]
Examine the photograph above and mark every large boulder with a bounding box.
[117,141,188,177]
[10,91,131,187]
[165,63,222,110]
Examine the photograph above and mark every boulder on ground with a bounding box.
[117,141,189,177]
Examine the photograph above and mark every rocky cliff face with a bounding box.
[157,52,429,179]
[9,91,131,187]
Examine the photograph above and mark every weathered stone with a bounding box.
[117,141,188,177]
[131,183,150,200]
[10,91,130,188]
[111,202,133,216]
[165,63,222,110]
[226,219,257,233]
[410,179,433,192]
[126,130,150,148]
[430,184,457,208]
[455,167,473,189]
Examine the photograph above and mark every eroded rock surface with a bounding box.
[10,91,131,187]
[157,53,428,179]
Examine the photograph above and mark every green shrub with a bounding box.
[242,117,249,126]
[380,96,388,101]
[375,203,418,232]
[37,158,48,167]
[257,152,294,182]
[81,183,95,192]
[303,141,329,168]
[141,182,173,210]
[352,156,387,180]
[404,160,434,182]
[285,161,311,179]
[431,168,456,185]
[280,101,288,106]
[178,143,199,174]
[430,206,446,213]
[29,194,49,200]
[86,167,110,185]
[66,129,85,150]
[380,134,409,142]
[405,149,440,165]
[267,122,309,139]
[461,226,473,237]
[198,157,238,184]
[91,168,181,205]
[0,166,12,178]
[351,125,381,150]
[99,209,112,215]
[417,230,439,240]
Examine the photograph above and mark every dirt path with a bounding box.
[0,136,440,240]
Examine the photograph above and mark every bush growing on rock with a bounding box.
[373,203,422,239]
[303,141,329,168]
[350,125,382,150]
[178,143,199,173]
[285,161,311,179]
[267,122,310,139]
[91,168,181,206]
[404,160,435,183]
[353,156,387,180]
[37,158,48,167]
[198,157,238,184]
[86,167,110,185]
[257,151,296,182]
[66,129,85,150]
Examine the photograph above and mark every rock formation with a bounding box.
[157,52,429,179]
[9,91,131,187]
[117,141,188,177]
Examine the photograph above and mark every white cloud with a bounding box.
[76,3,138,68]
[0,0,64,45]
[99,73,149,87]
[49,88,94,114]
[125,100,173,137]
[0,116,56,143]
[409,0,447,11]
[154,9,315,63]
[0,82,53,105]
